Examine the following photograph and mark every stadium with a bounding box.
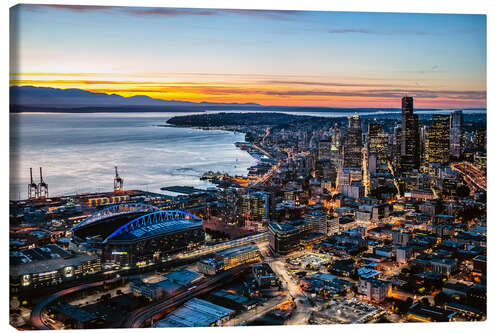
[70,203,205,267]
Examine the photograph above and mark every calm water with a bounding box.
[9,112,257,200]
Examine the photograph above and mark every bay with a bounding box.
[9,112,256,200]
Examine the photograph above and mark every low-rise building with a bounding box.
[252,263,278,289]
[358,278,391,302]
[10,245,101,291]
[154,298,235,327]
[430,258,458,275]
[407,304,456,322]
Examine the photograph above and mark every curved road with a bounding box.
[30,278,121,330]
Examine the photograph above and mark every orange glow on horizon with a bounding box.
[9,75,486,108]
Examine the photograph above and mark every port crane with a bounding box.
[38,167,49,199]
[28,167,39,200]
[114,166,124,193]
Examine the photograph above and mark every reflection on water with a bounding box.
[9,112,256,200]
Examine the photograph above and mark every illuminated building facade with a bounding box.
[344,114,363,168]
[268,222,301,255]
[71,208,205,267]
[426,114,451,165]
[305,210,327,235]
[197,243,260,274]
[238,192,269,221]
[367,123,389,174]
[450,110,464,159]
[10,245,101,291]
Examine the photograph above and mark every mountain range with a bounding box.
[9,85,261,108]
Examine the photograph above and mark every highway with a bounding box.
[30,277,121,330]
[451,162,486,192]
[123,265,250,328]
[28,233,268,329]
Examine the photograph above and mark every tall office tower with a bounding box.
[450,110,464,159]
[367,123,389,174]
[419,126,427,164]
[400,96,420,172]
[343,114,363,168]
[330,125,342,171]
[318,136,332,161]
[393,124,402,170]
[425,114,451,165]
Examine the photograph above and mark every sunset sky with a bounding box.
[9,4,486,108]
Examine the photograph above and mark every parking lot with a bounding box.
[310,298,385,324]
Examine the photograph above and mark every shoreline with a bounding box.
[164,122,273,189]
[10,115,256,200]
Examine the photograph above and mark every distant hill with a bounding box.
[10,85,484,115]
[9,86,261,108]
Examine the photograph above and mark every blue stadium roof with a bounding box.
[104,210,202,243]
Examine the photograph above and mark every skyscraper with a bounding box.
[450,110,463,159]
[330,125,342,167]
[425,114,451,165]
[400,96,420,172]
[318,136,332,161]
[393,124,402,170]
[367,123,389,174]
[330,125,343,187]
[343,114,363,168]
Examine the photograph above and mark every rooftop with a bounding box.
[110,218,202,242]
[154,298,234,327]
[216,243,259,258]
[10,253,99,277]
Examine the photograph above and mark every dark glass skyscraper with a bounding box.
[400,96,420,172]
[343,114,363,168]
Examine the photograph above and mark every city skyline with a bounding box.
[9,4,488,330]
[10,5,486,108]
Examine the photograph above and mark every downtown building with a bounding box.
[318,136,332,161]
[305,210,328,234]
[425,114,451,165]
[343,114,363,168]
[238,191,269,221]
[450,110,464,159]
[330,125,342,167]
[197,243,261,275]
[367,123,390,174]
[400,96,420,172]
